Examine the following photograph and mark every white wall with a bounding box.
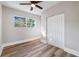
[2,6,41,44]
[41,12,47,43]
[0,4,3,56]
[0,4,2,46]
[41,1,79,56]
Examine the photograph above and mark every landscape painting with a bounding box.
[26,19,35,27]
[14,16,26,27]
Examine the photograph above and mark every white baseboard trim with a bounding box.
[2,36,41,48]
[64,48,79,57]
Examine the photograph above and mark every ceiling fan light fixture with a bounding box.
[20,1,43,11]
[31,4,35,7]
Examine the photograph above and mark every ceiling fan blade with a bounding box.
[35,5,43,9]
[20,3,31,5]
[30,7,33,11]
[31,1,42,4]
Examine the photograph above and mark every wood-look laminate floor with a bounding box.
[1,39,76,57]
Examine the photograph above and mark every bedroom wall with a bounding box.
[2,6,41,44]
[41,12,47,43]
[41,1,79,56]
[0,4,3,56]
[0,4,2,46]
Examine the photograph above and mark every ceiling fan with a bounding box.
[20,1,43,11]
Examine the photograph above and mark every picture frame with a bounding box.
[14,16,26,27]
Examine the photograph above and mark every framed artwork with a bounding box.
[14,16,35,28]
[14,16,26,27]
[26,19,35,27]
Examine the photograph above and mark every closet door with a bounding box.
[47,14,64,48]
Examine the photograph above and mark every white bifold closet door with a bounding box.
[47,13,64,48]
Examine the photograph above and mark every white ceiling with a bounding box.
[0,1,60,15]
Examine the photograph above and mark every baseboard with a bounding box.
[2,36,41,48]
[64,48,79,57]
